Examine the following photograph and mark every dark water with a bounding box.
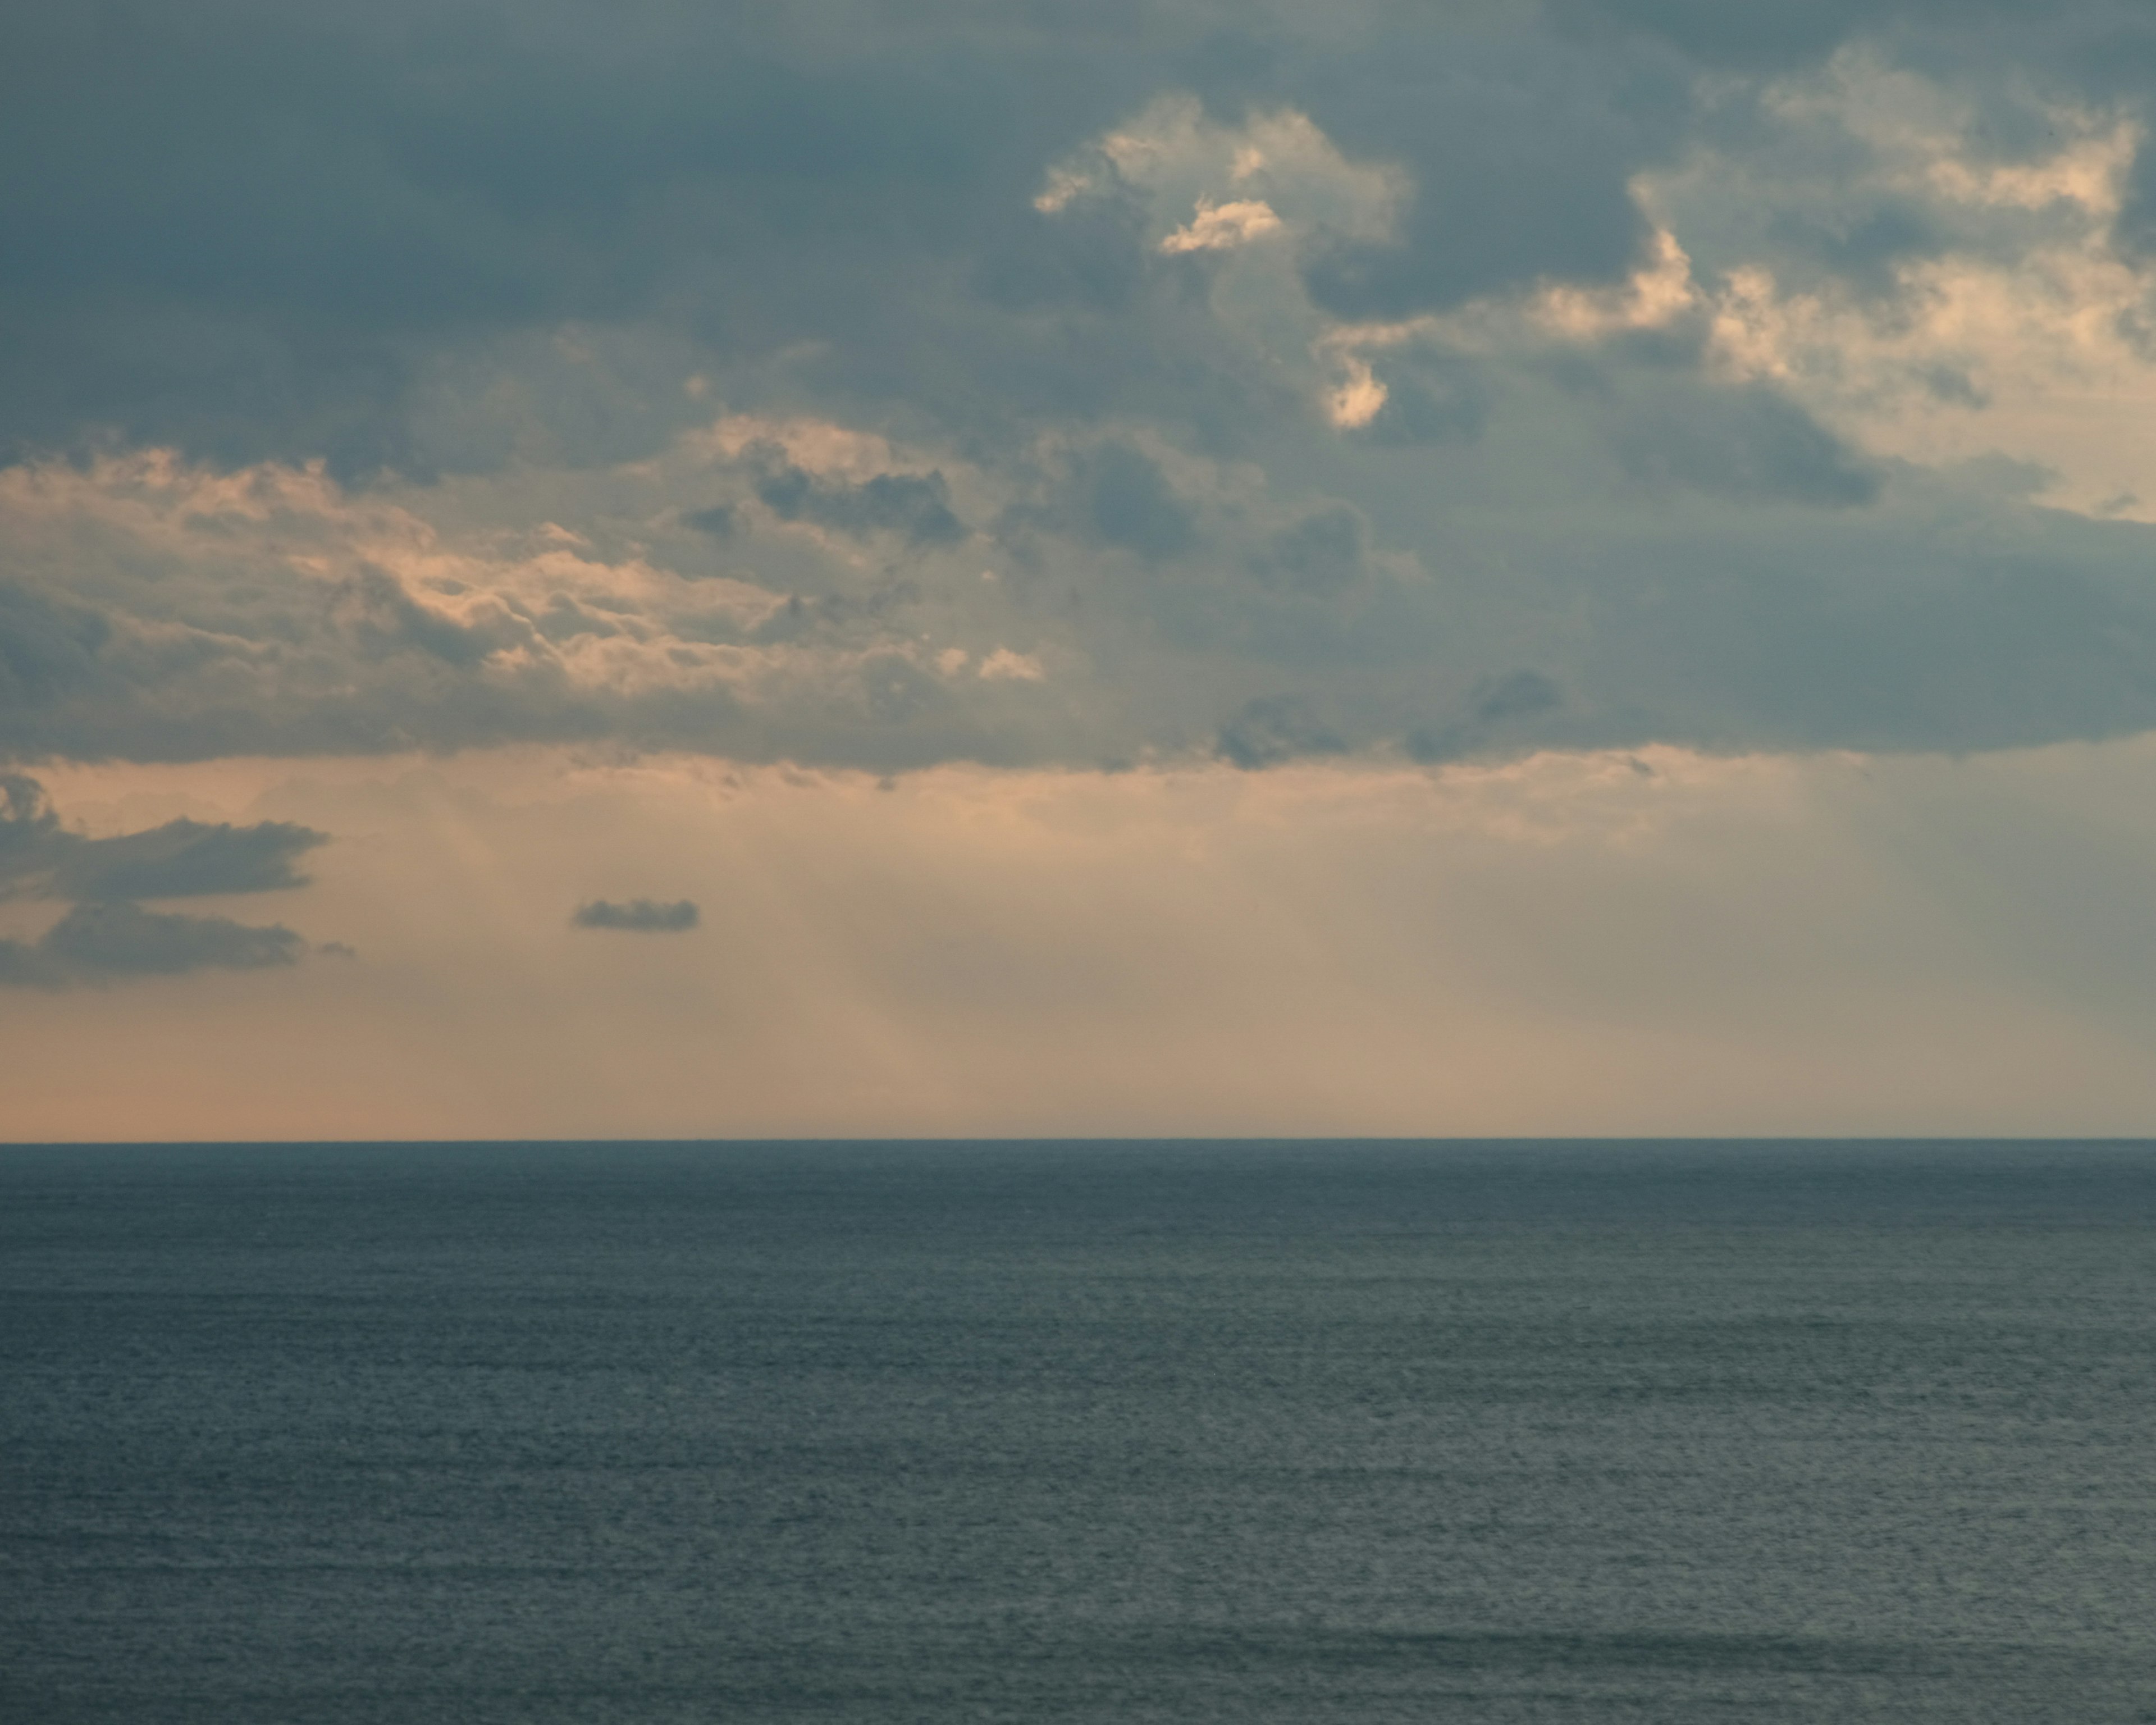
[4,1141,2155,1723]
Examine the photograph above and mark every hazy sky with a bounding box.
[8,0,2156,1137]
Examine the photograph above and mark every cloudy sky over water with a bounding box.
[9,0,2156,1136]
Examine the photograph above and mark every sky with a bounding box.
[8,0,2156,1138]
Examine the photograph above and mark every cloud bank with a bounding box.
[6,3,2156,779]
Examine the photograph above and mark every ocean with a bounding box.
[3,1140,2153,1722]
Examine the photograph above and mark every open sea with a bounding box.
[3,1140,2154,1722]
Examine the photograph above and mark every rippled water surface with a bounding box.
[4,1140,2154,1722]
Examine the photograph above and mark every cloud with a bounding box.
[1160,199,1283,254]
[0,772,327,901]
[0,582,109,728]
[50,819,326,901]
[1547,0,1886,72]
[750,450,966,546]
[0,3,1711,472]
[1217,695,1346,770]
[13,407,2156,775]
[572,897,700,932]
[1250,506,1368,595]
[0,774,332,987]
[11,6,2156,781]
[1408,671,1569,764]
[1071,442,1198,562]
[1606,378,1880,506]
[24,8,2156,1143]
[0,902,306,989]
[1341,350,1492,446]
[977,647,1045,682]
[0,772,58,865]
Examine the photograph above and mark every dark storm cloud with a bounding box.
[8,0,2156,776]
[3,0,2146,468]
[572,898,700,932]
[0,0,1204,472]
[0,0,1753,473]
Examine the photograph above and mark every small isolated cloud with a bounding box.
[572,897,700,932]
[0,902,307,989]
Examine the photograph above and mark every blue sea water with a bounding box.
[3,1140,2154,1723]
